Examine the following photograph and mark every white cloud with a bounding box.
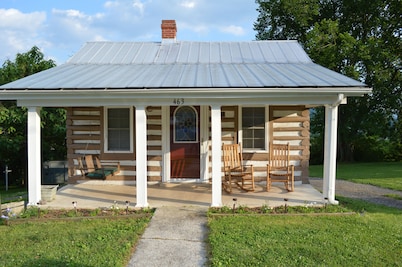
[104,0,146,19]
[180,1,196,9]
[132,0,146,14]
[53,9,86,19]
[0,9,47,62]
[179,22,209,35]
[49,9,100,42]
[0,8,46,31]
[220,25,246,36]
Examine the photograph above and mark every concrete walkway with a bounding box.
[126,206,209,267]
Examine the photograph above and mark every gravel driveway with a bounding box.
[309,178,402,209]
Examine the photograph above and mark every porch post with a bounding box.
[323,103,340,205]
[27,107,42,205]
[135,105,148,207]
[211,105,222,207]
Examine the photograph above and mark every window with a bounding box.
[174,106,198,143]
[105,107,133,152]
[242,107,266,150]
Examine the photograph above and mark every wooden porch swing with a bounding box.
[77,155,120,180]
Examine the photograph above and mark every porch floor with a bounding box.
[43,181,324,209]
[42,181,323,209]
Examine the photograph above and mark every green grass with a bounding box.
[0,217,150,267]
[0,185,27,204]
[309,162,402,191]
[208,197,402,266]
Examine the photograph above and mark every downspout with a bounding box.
[323,93,344,205]
[333,93,344,107]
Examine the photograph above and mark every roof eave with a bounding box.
[0,86,371,95]
[0,86,372,107]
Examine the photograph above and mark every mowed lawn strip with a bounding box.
[208,197,402,267]
[309,162,402,191]
[0,217,150,267]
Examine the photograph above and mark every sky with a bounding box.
[0,0,259,65]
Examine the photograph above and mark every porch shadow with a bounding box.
[44,181,324,209]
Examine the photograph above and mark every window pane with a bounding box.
[107,108,130,151]
[175,106,197,142]
[243,129,253,138]
[254,116,265,127]
[254,129,265,139]
[108,109,129,128]
[242,107,265,149]
[254,138,265,149]
[243,139,252,148]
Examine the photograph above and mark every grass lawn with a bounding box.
[0,185,27,204]
[208,197,402,266]
[209,162,402,266]
[1,162,401,266]
[0,216,150,267]
[309,162,402,191]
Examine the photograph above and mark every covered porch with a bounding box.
[43,181,324,209]
[23,101,343,207]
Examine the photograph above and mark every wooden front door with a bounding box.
[170,106,200,178]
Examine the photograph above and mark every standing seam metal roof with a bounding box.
[0,40,366,89]
[68,41,313,64]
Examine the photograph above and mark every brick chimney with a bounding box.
[161,20,177,43]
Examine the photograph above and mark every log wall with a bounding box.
[67,105,310,184]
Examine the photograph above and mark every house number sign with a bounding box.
[173,98,185,105]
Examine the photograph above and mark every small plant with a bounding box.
[235,205,249,214]
[90,208,102,216]
[110,201,120,215]
[260,204,271,213]
[19,206,43,218]
[66,209,83,217]
[136,207,155,214]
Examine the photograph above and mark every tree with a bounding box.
[0,47,66,185]
[255,0,402,162]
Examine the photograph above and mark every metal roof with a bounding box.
[68,41,312,64]
[1,40,367,90]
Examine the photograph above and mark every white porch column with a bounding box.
[211,105,222,207]
[135,105,148,207]
[27,107,41,205]
[323,104,340,205]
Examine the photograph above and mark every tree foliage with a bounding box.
[255,0,402,162]
[0,47,66,185]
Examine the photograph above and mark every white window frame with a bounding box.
[238,105,269,152]
[104,106,134,153]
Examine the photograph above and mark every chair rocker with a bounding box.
[222,143,255,193]
[266,143,294,192]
